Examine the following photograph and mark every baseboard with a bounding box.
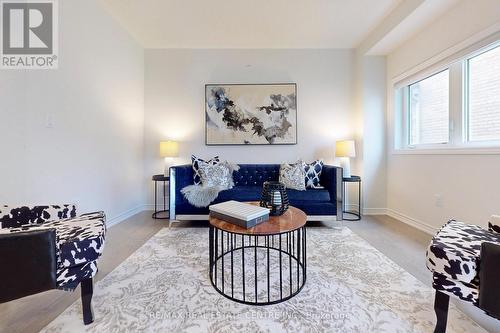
[107,205,148,228]
[143,204,156,211]
[144,198,169,211]
[386,209,437,235]
[344,204,387,216]
[363,208,387,215]
[351,205,437,234]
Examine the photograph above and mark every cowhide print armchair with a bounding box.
[426,217,500,333]
[0,204,106,325]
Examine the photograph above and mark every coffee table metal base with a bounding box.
[208,225,306,305]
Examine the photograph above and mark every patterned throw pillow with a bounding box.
[304,159,324,189]
[191,155,220,185]
[198,162,233,189]
[279,161,306,191]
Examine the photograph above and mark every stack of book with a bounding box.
[209,201,270,228]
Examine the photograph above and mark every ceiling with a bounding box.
[98,0,402,49]
[366,0,459,55]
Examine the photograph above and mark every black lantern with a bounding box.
[260,181,289,216]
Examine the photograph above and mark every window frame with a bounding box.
[405,68,451,148]
[392,36,500,154]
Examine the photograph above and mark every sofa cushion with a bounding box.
[217,186,331,203]
[426,220,500,284]
[291,202,336,216]
[217,186,262,202]
[175,186,334,216]
[287,188,330,202]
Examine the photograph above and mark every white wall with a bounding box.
[356,55,387,214]
[386,0,500,330]
[0,0,145,224]
[386,0,500,230]
[144,49,359,205]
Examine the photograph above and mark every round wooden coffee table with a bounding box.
[208,203,307,305]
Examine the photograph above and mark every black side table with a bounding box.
[342,176,361,221]
[152,174,169,219]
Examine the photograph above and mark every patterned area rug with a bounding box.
[42,227,484,332]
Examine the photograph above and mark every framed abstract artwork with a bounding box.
[205,83,297,145]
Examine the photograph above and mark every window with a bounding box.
[467,45,500,142]
[394,39,500,151]
[408,70,449,145]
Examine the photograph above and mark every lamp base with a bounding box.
[339,157,351,178]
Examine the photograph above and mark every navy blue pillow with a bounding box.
[304,160,324,189]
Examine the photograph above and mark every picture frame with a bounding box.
[205,83,297,145]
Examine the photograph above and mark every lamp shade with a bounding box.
[159,141,179,158]
[336,140,356,158]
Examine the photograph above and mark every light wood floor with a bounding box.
[0,212,436,333]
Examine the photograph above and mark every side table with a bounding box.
[342,176,361,221]
[152,174,169,219]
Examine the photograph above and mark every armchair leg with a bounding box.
[81,277,94,325]
[434,291,450,333]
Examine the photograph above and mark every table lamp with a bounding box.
[160,141,179,176]
[335,140,356,178]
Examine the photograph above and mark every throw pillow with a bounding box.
[279,160,306,191]
[191,155,220,185]
[304,159,324,189]
[198,162,233,189]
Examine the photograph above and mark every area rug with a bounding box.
[41,227,484,333]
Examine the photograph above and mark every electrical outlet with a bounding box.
[434,194,443,208]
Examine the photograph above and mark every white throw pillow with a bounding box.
[199,162,233,189]
[279,160,306,191]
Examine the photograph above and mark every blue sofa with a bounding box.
[169,164,343,223]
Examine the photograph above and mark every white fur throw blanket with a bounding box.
[181,162,239,207]
[180,185,226,208]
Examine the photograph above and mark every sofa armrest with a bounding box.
[0,229,57,303]
[0,204,77,228]
[479,242,500,319]
[320,165,343,221]
[169,164,194,219]
[44,211,106,268]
